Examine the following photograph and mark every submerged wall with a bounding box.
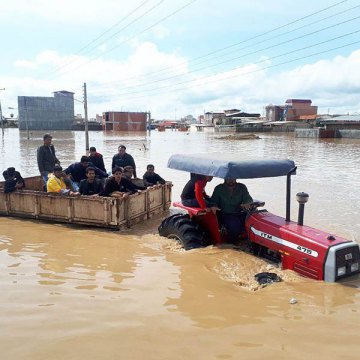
[295,128,360,139]
[337,130,360,139]
[295,129,336,138]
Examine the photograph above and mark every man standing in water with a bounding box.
[37,133,60,188]
[111,145,137,178]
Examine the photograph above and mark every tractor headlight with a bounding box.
[337,266,346,277]
[351,262,359,272]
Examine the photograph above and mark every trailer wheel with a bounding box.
[158,214,209,250]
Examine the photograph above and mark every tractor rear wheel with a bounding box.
[158,214,209,250]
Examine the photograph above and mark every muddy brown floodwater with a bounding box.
[0,128,359,359]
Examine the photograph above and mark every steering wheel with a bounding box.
[241,200,265,212]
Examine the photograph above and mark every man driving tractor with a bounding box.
[180,173,253,244]
[211,178,253,244]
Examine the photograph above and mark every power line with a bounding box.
[94,37,360,101]
[75,0,165,58]
[55,0,197,78]
[52,0,162,74]
[151,3,360,81]
[76,0,151,55]
[98,0,352,86]
[96,15,360,93]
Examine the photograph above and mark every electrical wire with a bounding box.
[55,0,197,78]
[52,0,163,74]
[76,0,151,55]
[98,0,353,86]
[93,37,360,101]
[96,15,360,93]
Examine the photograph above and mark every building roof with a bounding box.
[225,111,260,117]
[319,115,360,123]
[54,90,75,94]
[285,99,312,104]
[239,119,267,125]
[264,121,298,126]
[265,104,286,109]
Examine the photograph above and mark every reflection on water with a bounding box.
[0,128,360,359]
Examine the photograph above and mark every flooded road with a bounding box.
[0,128,360,359]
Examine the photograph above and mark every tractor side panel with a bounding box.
[246,212,333,280]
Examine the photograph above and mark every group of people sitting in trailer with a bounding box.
[2,133,166,198]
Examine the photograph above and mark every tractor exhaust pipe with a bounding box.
[296,192,309,226]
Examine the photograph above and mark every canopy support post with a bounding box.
[286,167,297,222]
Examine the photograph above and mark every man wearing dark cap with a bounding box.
[37,133,60,187]
[111,145,137,178]
[64,155,108,191]
[2,167,25,193]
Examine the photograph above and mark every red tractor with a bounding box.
[158,154,360,282]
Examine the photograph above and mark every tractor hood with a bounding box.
[167,154,296,179]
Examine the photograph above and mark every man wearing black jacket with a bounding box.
[102,167,138,197]
[111,145,137,178]
[143,164,165,187]
[89,147,106,173]
[79,167,104,196]
[65,156,108,191]
[37,133,60,187]
[3,167,25,193]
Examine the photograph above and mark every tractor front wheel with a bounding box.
[158,214,209,250]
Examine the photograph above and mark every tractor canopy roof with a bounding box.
[167,154,296,179]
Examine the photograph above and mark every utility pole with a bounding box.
[0,88,5,136]
[83,82,89,151]
[24,97,30,139]
[147,111,152,135]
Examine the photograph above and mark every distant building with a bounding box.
[224,110,260,125]
[318,115,360,130]
[204,111,225,125]
[224,109,241,116]
[266,99,317,122]
[265,105,286,122]
[18,90,75,130]
[102,111,149,131]
[181,114,197,124]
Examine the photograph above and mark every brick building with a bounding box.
[266,99,317,122]
[102,111,149,131]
